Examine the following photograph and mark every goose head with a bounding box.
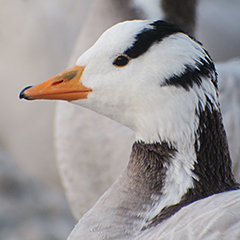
[20,20,218,149]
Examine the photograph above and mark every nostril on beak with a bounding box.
[51,80,64,86]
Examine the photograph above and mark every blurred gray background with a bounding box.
[0,1,93,239]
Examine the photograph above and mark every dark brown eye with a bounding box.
[113,55,130,67]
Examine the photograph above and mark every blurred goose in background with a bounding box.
[20,19,240,239]
[53,0,240,220]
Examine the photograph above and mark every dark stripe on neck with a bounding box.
[124,20,184,59]
[162,57,216,91]
[193,96,239,193]
[128,141,176,194]
[147,96,239,228]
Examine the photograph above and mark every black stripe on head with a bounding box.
[124,20,184,59]
[162,57,217,91]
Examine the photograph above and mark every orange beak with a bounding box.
[19,65,92,101]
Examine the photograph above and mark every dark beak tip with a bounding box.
[19,86,34,100]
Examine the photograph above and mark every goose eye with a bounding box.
[113,55,130,67]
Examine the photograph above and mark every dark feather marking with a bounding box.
[124,20,184,59]
[193,96,239,193]
[146,96,239,228]
[162,57,216,91]
[128,141,176,195]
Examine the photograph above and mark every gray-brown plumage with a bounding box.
[19,18,240,239]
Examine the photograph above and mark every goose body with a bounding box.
[20,20,240,239]
[135,190,240,240]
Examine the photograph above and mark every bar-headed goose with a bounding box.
[54,0,199,219]
[20,20,240,239]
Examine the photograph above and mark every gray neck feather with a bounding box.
[70,142,176,239]
[69,106,239,239]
